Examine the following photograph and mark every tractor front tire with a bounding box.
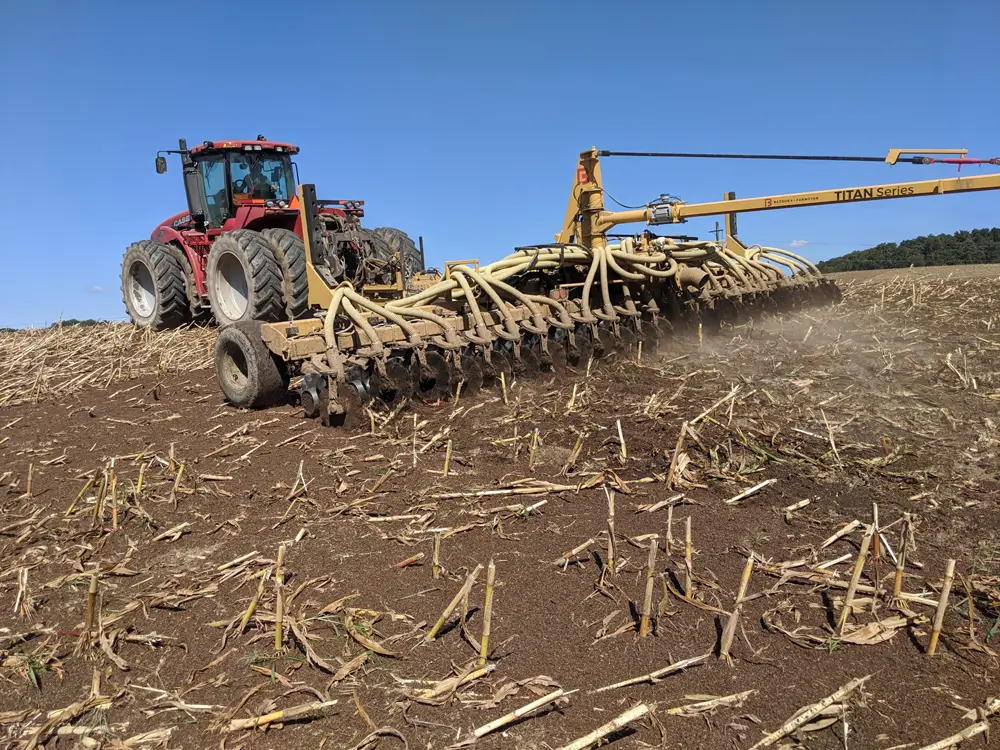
[373,227,424,273]
[214,320,289,409]
[121,240,192,330]
[206,230,284,327]
[260,228,309,319]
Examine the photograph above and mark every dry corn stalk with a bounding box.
[639,538,658,637]
[84,573,99,636]
[666,421,688,488]
[666,690,755,716]
[684,516,693,596]
[274,543,287,650]
[725,478,778,505]
[837,524,874,634]
[240,573,268,633]
[427,564,484,641]
[225,699,338,732]
[15,568,36,620]
[479,559,496,665]
[615,419,627,462]
[468,688,569,741]
[396,552,425,568]
[413,663,495,703]
[928,558,956,656]
[892,511,912,600]
[553,538,595,568]
[720,554,754,663]
[24,691,113,749]
[749,675,869,749]
[557,703,650,750]
[605,488,616,577]
[915,721,989,750]
[591,653,709,693]
[821,519,860,548]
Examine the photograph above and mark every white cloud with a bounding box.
[89,285,107,293]
[789,240,810,248]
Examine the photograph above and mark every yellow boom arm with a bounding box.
[559,147,1000,248]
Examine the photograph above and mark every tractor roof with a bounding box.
[190,139,300,156]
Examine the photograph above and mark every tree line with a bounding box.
[0,319,103,333]
[816,228,1000,273]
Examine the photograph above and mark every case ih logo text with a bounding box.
[835,186,916,201]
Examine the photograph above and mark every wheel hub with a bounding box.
[214,251,250,321]
[127,260,156,320]
[220,341,249,392]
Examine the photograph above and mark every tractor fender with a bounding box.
[150,224,208,297]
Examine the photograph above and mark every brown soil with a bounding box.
[2,266,1000,749]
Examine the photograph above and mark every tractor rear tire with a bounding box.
[206,230,285,327]
[121,240,192,330]
[214,320,289,409]
[260,228,309,320]
[373,227,424,273]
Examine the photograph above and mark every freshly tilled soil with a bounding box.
[2,266,1000,749]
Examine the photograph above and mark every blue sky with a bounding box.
[1,0,997,328]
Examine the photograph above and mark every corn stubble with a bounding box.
[3,268,999,747]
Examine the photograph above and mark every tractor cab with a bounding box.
[156,136,299,231]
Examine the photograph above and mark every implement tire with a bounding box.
[260,228,309,320]
[373,227,423,273]
[121,240,192,330]
[214,320,288,409]
[206,230,284,327]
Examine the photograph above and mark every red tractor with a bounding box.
[121,136,423,329]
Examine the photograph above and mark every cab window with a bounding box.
[228,152,294,202]
[199,155,229,228]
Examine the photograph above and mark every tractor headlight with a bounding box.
[277,200,288,208]
[244,145,253,151]
[265,200,276,207]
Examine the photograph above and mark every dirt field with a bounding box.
[2,265,1000,750]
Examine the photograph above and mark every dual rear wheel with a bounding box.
[121,241,192,330]
[121,229,309,330]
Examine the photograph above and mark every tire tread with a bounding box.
[120,240,191,330]
[214,320,288,408]
[206,230,284,326]
[260,228,309,319]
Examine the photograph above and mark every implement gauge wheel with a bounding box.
[214,321,289,409]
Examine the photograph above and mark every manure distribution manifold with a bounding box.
[210,146,1000,425]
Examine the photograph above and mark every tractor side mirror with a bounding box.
[155,156,167,174]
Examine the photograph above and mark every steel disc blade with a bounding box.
[619,326,639,354]
[325,381,366,429]
[481,348,512,388]
[415,351,452,402]
[654,317,673,341]
[826,280,843,304]
[596,327,617,356]
[641,320,661,350]
[567,335,593,369]
[514,346,541,379]
[546,340,568,373]
[376,357,414,408]
[458,354,483,395]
